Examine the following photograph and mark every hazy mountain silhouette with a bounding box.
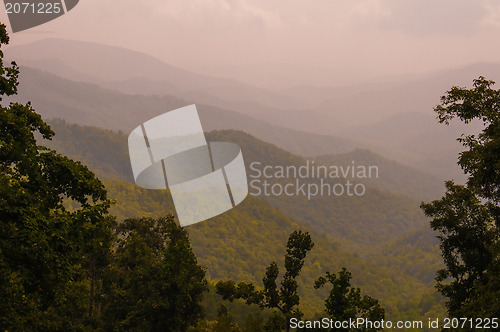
[315,63,500,125]
[11,66,359,157]
[336,112,483,181]
[6,38,302,109]
[7,38,348,134]
[6,37,490,180]
[10,65,474,180]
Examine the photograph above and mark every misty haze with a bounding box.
[1,1,500,330]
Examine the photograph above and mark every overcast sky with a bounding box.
[2,0,500,84]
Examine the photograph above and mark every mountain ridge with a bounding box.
[12,65,360,157]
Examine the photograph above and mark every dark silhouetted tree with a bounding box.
[0,23,114,330]
[102,216,207,331]
[314,267,385,331]
[421,77,500,318]
[216,231,314,332]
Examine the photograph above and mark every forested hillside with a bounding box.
[44,120,440,252]
[105,181,442,320]
[41,119,446,324]
[316,149,444,201]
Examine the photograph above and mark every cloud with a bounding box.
[350,0,390,19]
[349,0,491,36]
[7,0,500,81]
[479,0,500,28]
[148,0,283,29]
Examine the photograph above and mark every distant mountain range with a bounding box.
[6,38,304,110]
[315,63,500,125]
[13,67,450,194]
[6,39,346,135]
[6,38,491,181]
[11,66,359,158]
[9,64,469,181]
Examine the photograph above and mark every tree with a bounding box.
[212,305,243,332]
[102,216,208,331]
[216,231,314,332]
[421,77,500,317]
[0,23,114,330]
[314,267,385,331]
[421,182,496,316]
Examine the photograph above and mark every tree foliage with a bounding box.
[422,76,500,318]
[102,216,207,331]
[435,77,500,205]
[216,231,314,331]
[0,23,114,330]
[0,24,210,331]
[215,232,385,332]
[314,268,385,331]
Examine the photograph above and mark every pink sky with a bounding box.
[2,0,500,85]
